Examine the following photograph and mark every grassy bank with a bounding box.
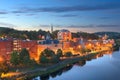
[113,39,120,51]
[3,51,105,80]
[16,52,101,80]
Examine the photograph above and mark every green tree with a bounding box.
[79,48,86,54]
[85,49,91,52]
[10,51,19,65]
[40,55,48,63]
[56,49,63,58]
[39,48,59,63]
[19,48,31,65]
[41,48,55,57]
[51,30,59,39]
[51,55,59,63]
[64,52,72,57]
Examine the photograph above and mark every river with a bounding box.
[33,51,120,80]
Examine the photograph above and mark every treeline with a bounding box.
[0,27,99,40]
[113,39,120,51]
[0,48,73,76]
[72,32,99,40]
[0,27,49,40]
[94,32,120,39]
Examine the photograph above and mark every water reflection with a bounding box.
[33,65,73,80]
[33,51,113,80]
[75,60,86,67]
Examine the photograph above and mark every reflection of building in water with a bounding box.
[39,64,73,80]
[75,60,86,66]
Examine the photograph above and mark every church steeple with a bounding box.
[51,24,53,33]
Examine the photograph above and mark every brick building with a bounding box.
[0,39,13,61]
[0,39,38,61]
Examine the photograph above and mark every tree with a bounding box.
[79,48,91,54]
[10,51,19,65]
[64,52,72,57]
[19,48,31,65]
[41,48,55,57]
[51,30,59,39]
[56,49,63,58]
[79,48,86,54]
[50,55,59,63]
[0,61,9,76]
[72,32,99,40]
[39,48,59,63]
[40,53,49,63]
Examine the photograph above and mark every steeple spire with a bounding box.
[51,24,53,33]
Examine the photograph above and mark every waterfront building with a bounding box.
[57,29,72,41]
[0,39,13,61]
[0,29,114,62]
[0,38,38,61]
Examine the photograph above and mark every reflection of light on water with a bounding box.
[96,55,98,59]
[109,54,112,59]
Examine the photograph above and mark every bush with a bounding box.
[0,61,9,76]
[10,48,36,66]
[56,49,63,58]
[39,48,59,64]
[10,51,19,66]
[40,55,48,63]
[64,52,72,57]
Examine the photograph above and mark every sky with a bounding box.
[0,0,120,33]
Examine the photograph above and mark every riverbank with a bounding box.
[113,39,120,51]
[1,50,107,80]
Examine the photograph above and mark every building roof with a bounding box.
[58,29,70,33]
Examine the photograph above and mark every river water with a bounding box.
[33,51,120,80]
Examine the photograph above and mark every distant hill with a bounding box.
[72,32,99,40]
[1,27,119,40]
[0,27,15,34]
[0,27,48,40]
[94,32,120,39]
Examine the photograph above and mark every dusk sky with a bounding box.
[0,0,120,33]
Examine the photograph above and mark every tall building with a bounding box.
[13,39,21,51]
[57,29,72,41]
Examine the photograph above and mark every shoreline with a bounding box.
[1,50,108,80]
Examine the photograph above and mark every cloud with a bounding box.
[0,11,8,14]
[0,17,6,18]
[63,24,120,28]
[39,24,50,27]
[106,10,120,14]
[11,2,120,13]
[97,24,120,27]
[0,22,17,28]
[36,24,61,28]
[35,24,120,29]
[99,17,112,19]
[57,14,78,17]
[26,14,36,16]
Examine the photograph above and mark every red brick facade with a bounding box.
[0,39,38,61]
